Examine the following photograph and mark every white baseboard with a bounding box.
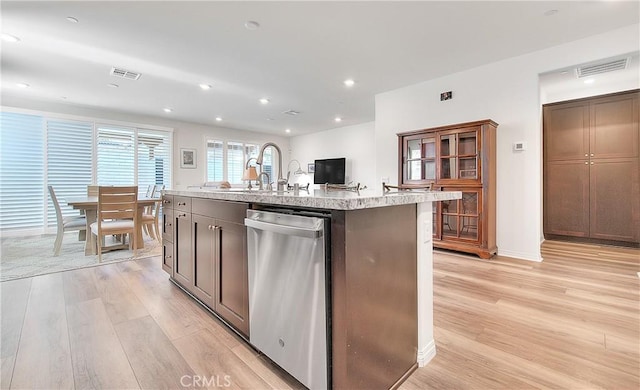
[417,339,437,367]
[498,248,543,262]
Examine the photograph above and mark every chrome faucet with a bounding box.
[256,142,287,192]
[257,172,272,191]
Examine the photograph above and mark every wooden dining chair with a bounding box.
[48,185,87,256]
[141,184,164,240]
[90,186,138,262]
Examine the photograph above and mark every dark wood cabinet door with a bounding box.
[192,214,215,307]
[174,212,192,287]
[544,160,590,237]
[590,93,639,160]
[544,102,589,161]
[215,220,249,336]
[589,159,640,242]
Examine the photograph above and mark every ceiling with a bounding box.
[1,1,639,136]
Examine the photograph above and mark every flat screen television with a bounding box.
[313,158,346,185]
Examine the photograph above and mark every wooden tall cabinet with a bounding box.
[543,90,640,245]
[397,119,498,258]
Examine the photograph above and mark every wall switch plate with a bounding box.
[513,142,527,151]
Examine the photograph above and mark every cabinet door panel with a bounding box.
[192,215,215,307]
[590,95,639,159]
[544,161,590,237]
[162,208,173,242]
[590,159,640,242]
[174,212,192,286]
[162,241,173,275]
[215,220,249,336]
[544,103,589,161]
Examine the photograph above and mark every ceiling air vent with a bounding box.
[282,110,300,116]
[110,67,142,80]
[576,58,628,78]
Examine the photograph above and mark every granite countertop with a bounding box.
[165,187,461,211]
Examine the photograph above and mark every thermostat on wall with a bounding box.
[513,142,527,151]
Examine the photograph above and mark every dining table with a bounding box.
[66,196,162,256]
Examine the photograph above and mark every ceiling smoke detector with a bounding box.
[282,110,300,116]
[110,67,142,80]
[576,58,628,78]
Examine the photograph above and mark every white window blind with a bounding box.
[0,112,45,230]
[97,125,135,186]
[138,129,171,196]
[207,140,224,182]
[227,142,245,184]
[46,119,93,227]
[206,140,274,184]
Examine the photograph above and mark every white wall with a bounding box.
[1,96,289,189]
[375,24,639,261]
[289,121,376,188]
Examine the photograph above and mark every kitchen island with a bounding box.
[162,187,460,390]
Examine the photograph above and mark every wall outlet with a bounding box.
[513,142,527,151]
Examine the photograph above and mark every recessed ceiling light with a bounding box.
[215,117,222,122]
[199,84,212,90]
[245,21,260,30]
[343,79,355,87]
[259,98,270,104]
[334,116,342,123]
[163,108,173,113]
[285,128,291,133]
[66,16,79,23]
[544,9,558,17]
[1,33,20,43]
[107,83,119,88]
[584,79,595,84]
[16,83,30,88]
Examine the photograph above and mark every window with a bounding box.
[0,112,44,231]
[97,125,135,186]
[138,130,171,195]
[206,141,271,184]
[46,119,93,226]
[0,110,172,233]
[206,140,224,182]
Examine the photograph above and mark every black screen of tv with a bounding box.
[313,158,346,184]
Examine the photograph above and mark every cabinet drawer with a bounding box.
[174,196,192,212]
[162,194,174,209]
[192,198,248,223]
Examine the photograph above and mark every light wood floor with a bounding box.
[1,240,638,389]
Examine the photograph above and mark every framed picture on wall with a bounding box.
[181,148,196,169]
[308,163,315,173]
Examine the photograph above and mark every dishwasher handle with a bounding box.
[245,218,324,239]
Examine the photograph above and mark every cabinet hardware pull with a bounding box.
[590,153,594,157]
[178,213,186,218]
[584,153,588,157]
[166,255,172,259]
[208,225,216,230]
[178,202,186,206]
[584,162,588,164]
[163,200,170,204]
[590,161,594,165]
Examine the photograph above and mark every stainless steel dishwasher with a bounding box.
[245,209,329,390]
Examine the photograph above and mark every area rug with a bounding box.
[0,232,161,282]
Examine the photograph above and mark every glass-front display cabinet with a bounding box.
[398,119,497,259]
